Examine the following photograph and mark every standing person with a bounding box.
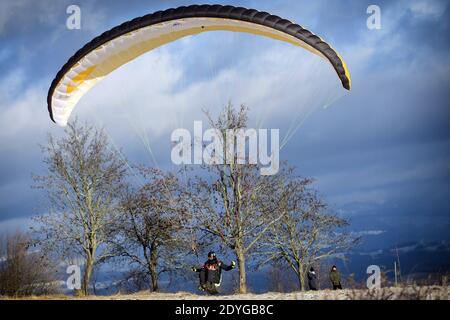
[329,265,343,290]
[192,251,235,293]
[307,267,318,291]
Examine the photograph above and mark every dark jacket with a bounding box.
[195,259,233,284]
[307,271,318,290]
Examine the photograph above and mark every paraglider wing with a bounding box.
[47,4,351,126]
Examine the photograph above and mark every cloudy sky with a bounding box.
[0,0,449,253]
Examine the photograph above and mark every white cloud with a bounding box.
[408,0,446,19]
[0,71,50,148]
[352,230,386,236]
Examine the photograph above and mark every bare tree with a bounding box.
[0,232,58,297]
[186,104,288,293]
[110,167,190,292]
[266,259,298,293]
[32,120,127,295]
[117,267,151,294]
[258,176,358,291]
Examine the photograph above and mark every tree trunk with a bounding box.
[236,247,247,294]
[149,243,159,292]
[150,266,158,292]
[81,253,94,295]
[298,263,306,291]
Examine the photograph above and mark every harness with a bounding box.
[204,260,222,286]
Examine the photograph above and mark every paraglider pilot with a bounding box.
[192,251,236,292]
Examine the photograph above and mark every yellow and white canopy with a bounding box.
[47,4,351,126]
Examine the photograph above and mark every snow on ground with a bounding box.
[8,286,449,300]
